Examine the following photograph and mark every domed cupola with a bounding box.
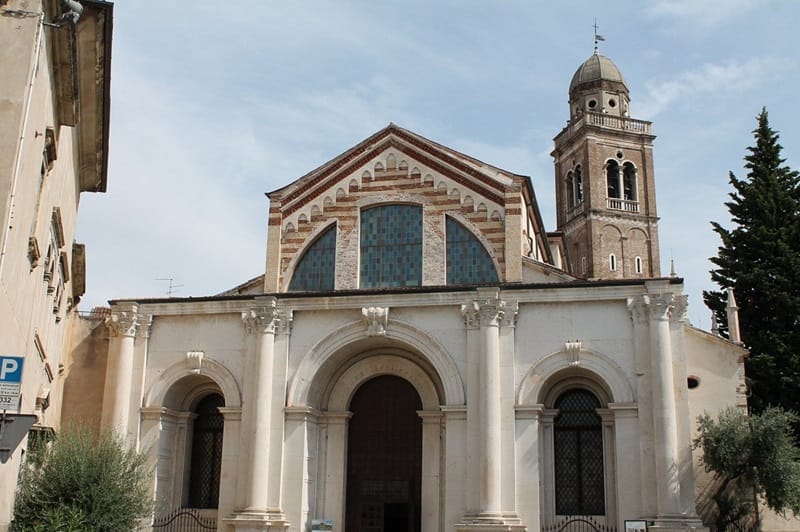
[568,51,630,119]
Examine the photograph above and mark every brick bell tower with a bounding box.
[552,49,661,279]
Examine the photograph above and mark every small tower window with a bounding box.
[623,162,637,201]
[606,160,621,199]
[609,253,617,271]
[575,165,583,202]
[635,256,643,274]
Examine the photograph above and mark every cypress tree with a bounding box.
[704,108,800,414]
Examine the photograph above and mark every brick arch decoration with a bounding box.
[516,344,634,406]
[287,318,465,410]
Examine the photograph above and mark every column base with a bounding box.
[225,510,290,532]
[646,515,708,532]
[455,512,526,532]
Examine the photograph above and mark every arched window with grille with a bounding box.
[188,393,224,509]
[445,217,498,285]
[554,389,605,516]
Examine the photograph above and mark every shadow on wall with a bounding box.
[61,315,109,437]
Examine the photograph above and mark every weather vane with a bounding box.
[593,19,605,52]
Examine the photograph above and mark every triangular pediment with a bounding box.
[269,124,524,219]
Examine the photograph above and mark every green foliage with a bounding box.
[695,407,800,530]
[704,108,800,414]
[12,424,152,532]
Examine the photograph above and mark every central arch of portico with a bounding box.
[285,318,463,532]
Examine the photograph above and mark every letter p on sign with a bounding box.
[0,357,23,383]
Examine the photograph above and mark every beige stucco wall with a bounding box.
[0,1,109,528]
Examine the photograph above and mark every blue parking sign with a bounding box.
[0,356,23,383]
[0,356,24,409]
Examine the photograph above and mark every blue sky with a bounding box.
[75,0,799,329]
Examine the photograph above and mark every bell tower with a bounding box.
[552,50,660,279]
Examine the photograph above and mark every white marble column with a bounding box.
[101,303,142,434]
[643,293,682,517]
[477,298,503,517]
[458,293,524,532]
[229,301,290,532]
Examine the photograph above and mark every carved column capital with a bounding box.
[107,306,140,337]
[476,298,505,327]
[500,300,519,328]
[362,306,389,336]
[670,294,689,324]
[243,300,291,335]
[136,314,153,338]
[461,302,480,329]
[627,297,649,324]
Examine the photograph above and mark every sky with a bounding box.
[75,0,800,330]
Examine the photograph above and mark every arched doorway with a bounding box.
[345,375,422,532]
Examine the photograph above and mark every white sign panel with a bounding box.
[0,356,24,410]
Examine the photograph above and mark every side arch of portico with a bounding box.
[515,345,637,531]
[141,355,241,521]
[285,317,464,532]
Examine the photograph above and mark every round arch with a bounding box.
[516,345,634,406]
[328,353,439,411]
[145,356,241,409]
[287,318,465,409]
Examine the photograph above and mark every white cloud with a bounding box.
[637,57,782,119]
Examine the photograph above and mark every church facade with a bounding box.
[69,52,746,532]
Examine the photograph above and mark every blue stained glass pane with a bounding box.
[446,217,498,285]
[288,226,336,291]
[360,205,422,288]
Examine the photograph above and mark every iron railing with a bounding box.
[150,508,217,531]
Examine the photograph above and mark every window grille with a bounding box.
[188,394,224,509]
[554,389,605,516]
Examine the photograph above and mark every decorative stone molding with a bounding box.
[107,306,140,337]
[186,351,204,374]
[362,306,389,336]
[565,340,582,366]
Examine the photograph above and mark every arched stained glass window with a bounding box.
[189,393,224,509]
[554,389,605,516]
[446,217,498,286]
[288,225,336,291]
[360,205,422,288]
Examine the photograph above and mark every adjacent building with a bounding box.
[0,1,113,529]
